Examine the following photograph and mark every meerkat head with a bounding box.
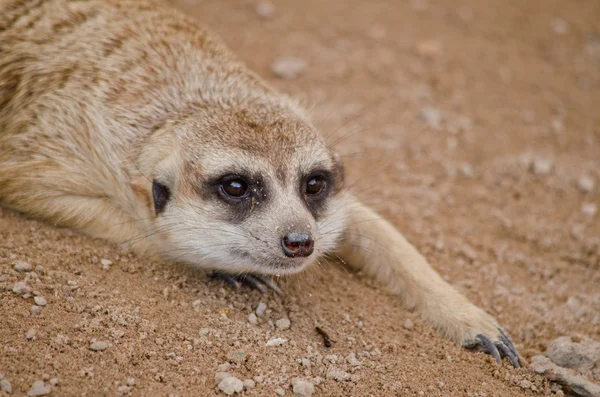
[135,99,349,275]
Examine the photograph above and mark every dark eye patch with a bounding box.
[302,170,334,218]
[152,180,171,214]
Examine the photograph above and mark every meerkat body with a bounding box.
[0,0,518,366]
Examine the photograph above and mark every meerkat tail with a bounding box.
[336,195,500,346]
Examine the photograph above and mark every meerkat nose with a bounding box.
[281,232,314,258]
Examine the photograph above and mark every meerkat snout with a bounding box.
[281,232,315,258]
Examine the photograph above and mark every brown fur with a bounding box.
[0,0,518,360]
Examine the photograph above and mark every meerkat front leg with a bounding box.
[335,195,520,367]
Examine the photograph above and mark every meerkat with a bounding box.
[0,0,519,367]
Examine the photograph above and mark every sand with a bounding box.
[1,0,599,395]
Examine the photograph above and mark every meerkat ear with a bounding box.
[130,176,154,215]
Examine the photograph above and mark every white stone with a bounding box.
[255,302,267,317]
[27,380,51,396]
[275,317,291,330]
[218,376,244,395]
[291,378,314,397]
[89,341,109,351]
[247,313,258,325]
[34,296,47,306]
[12,281,31,295]
[266,337,287,347]
[14,261,32,272]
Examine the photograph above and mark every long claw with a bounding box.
[476,334,502,365]
[495,342,520,368]
[209,271,282,294]
[498,327,519,358]
[253,275,283,295]
[210,272,241,289]
[238,274,268,293]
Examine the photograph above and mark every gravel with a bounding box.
[275,317,291,330]
[247,313,258,325]
[27,380,51,396]
[291,378,314,397]
[271,57,307,80]
[89,341,109,351]
[0,378,12,394]
[218,376,244,395]
[581,203,597,217]
[14,261,33,272]
[34,296,47,306]
[419,106,443,129]
[326,367,351,382]
[531,157,553,176]
[26,328,37,340]
[255,1,274,19]
[255,302,267,317]
[266,337,287,347]
[546,336,600,377]
[12,281,31,296]
[529,355,600,397]
[577,176,595,193]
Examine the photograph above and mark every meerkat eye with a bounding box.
[152,180,171,214]
[219,178,249,199]
[306,175,326,196]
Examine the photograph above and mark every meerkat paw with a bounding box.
[458,312,520,368]
[209,271,283,294]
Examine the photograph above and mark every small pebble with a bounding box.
[577,176,595,193]
[275,317,291,330]
[218,376,244,395]
[0,378,12,394]
[126,378,135,387]
[519,380,532,389]
[30,305,41,315]
[266,337,287,347]
[291,378,314,397]
[49,378,59,387]
[117,385,131,395]
[192,299,202,310]
[551,18,569,35]
[581,203,597,217]
[255,302,267,317]
[326,367,351,382]
[34,296,47,307]
[26,328,37,340]
[403,319,414,330]
[274,387,285,396]
[14,261,33,272]
[345,352,361,367]
[12,281,31,296]
[100,259,112,269]
[248,313,258,325]
[531,157,553,176]
[255,1,274,19]
[419,106,443,129]
[27,380,51,396]
[242,379,255,390]
[89,341,109,351]
[271,57,307,80]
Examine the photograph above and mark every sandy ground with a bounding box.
[1,0,599,396]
